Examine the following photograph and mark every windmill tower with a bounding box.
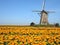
[40,10,48,25]
[33,0,54,25]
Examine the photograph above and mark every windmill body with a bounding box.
[40,0,48,25]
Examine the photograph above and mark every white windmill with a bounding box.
[33,0,55,25]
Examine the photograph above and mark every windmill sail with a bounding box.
[42,0,46,10]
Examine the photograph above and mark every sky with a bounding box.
[0,0,60,25]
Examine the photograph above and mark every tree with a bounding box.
[55,23,59,27]
[30,22,35,26]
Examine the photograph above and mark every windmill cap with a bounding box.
[41,10,48,14]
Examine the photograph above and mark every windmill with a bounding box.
[33,0,55,25]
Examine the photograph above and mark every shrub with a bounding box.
[30,22,35,26]
[55,23,59,27]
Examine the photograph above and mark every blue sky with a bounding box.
[0,0,60,25]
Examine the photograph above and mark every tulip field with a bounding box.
[0,26,60,45]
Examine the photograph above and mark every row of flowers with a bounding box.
[0,35,60,45]
[0,27,60,45]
